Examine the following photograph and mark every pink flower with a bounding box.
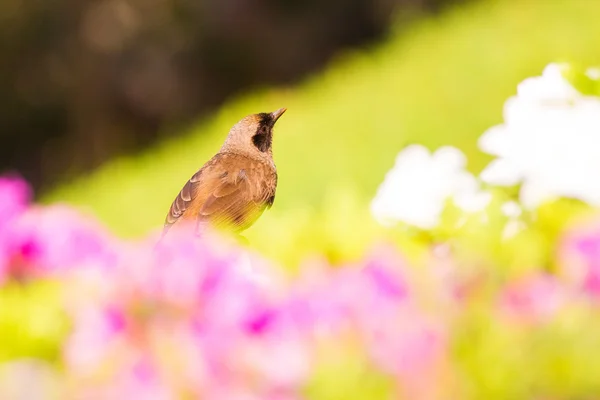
[0,176,30,224]
[64,306,127,372]
[355,253,447,391]
[0,176,31,280]
[559,219,600,297]
[4,205,117,279]
[365,306,446,375]
[499,273,566,324]
[287,251,448,398]
[64,227,310,399]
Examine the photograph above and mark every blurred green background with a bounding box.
[6,0,600,265]
[1,0,462,190]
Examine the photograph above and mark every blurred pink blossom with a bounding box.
[0,176,31,281]
[7,173,600,399]
[64,227,310,399]
[559,220,600,297]
[0,176,30,222]
[3,205,117,279]
[499,273,566,324]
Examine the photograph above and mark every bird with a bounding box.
[159,108,286,242]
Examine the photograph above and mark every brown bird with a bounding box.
[160,108,286,241]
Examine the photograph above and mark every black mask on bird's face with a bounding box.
[252,108,286,153]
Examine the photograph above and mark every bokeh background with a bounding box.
[2,0,460,191]
[3,0,600,398]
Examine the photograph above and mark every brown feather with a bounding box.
[163,152,276,236]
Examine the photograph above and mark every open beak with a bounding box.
[270,107,287,123]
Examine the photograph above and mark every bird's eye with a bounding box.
[259,125,269,135]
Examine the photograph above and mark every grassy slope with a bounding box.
[46,0,600,264]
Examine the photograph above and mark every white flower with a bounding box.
[371,145,490,229]
[500,200,522,219]
[587,67,600,80]
[479,63,600,208]
[500,201,525,240]
[502,219,527,240]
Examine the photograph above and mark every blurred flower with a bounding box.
[371,145,490,229]
[479,63,600,208]
[0,176,30,224]
[0,358,62,400]
[0,177,31,280]
[8,172,600,398]
[586,67,600,80]
[65,228,309,400]
[559,221,600,297]
[500,201,526,240]
[4,205,117,279]
[499,273,566,324]
[501,219,527,241]
[286,249,449,398]
[501,201,522,219]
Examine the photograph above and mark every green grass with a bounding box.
[46,0,600,266]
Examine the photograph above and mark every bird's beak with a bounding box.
[270,108,287,123]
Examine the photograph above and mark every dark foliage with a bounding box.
[0,0,465,191]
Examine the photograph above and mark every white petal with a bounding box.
[587,67,600,80]
[519,181,555,209]
[478,125,512,156]
[371,145,476,229]
[502,219,526,240]
[454,190,492,213]
[475,63,600,209]
[501,201,522,218]
[394,144,430,166]
[480,159,521,186]
[433,146,467,170]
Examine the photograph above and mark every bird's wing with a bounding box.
[162,154,273,236]
[162,167,203,236]
[198,167,262,229]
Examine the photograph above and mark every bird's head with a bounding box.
[221,108,287,157]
